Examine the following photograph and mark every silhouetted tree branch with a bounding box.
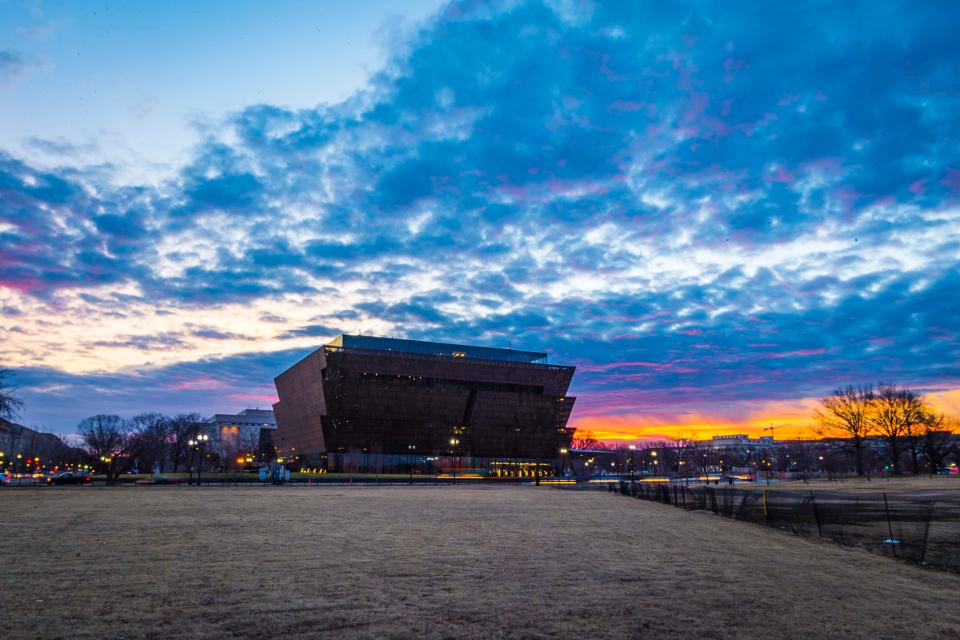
[815,384,874,476]
[0,368,24,421]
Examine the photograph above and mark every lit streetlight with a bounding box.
[187,439,197,484]
[195,434,209,485]
[449,438,460,484]
[407,444,416,484]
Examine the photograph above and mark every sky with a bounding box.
[1,0,959,442]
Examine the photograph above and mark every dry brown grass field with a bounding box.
[1,486,958,640]
[768,475,960,496]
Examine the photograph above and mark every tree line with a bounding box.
[2,369,269,484]
[816,383,958,476]
[76,413,213,484]
[569,382,958,478]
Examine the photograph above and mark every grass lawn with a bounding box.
[1,486,958,639]
[765,475,960,495]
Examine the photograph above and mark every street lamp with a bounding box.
[449,438,460,484]
[99,456,113,483]
[187,439,197,485]
[195,434,209,485]
[407,444,416,484]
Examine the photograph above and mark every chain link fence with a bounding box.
[614,480,960,571]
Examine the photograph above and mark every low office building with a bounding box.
[272,335,577,474]
[205,408,277,461]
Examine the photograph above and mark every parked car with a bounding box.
[6,473,42,486]
[46,472,92,485]
[0,471,10,486]
[135,476,186,486]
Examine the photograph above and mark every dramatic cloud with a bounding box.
[2,0,959,434]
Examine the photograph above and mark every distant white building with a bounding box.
[206,409,277,460]
[707,434,775,450]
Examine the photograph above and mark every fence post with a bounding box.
[920,502,934,564]
[882,493,897,557]
[810,491,823,537]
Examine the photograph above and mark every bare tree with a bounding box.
[870,384,924,475]
[903,411,928,475]
[922,414,958,474]
[670,437,698,479]
[0,368,24,421]
[650,440,676,475]
[167,413,202,472]
[815,385,874,476]
[77,415,149,484]
[130,413,171,474]
[689,441,720,477]
[236,428,262,459]
[571,430,604,450]
[782,442,817,476]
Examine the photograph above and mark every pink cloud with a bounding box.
[765,164,795,184]
[0,277,43,293]
[941,168,960,192]
[170,376,229,391]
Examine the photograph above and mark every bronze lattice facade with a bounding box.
[273,335,576,470]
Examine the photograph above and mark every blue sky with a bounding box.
[0,0,442,181]
[1,0,959,439]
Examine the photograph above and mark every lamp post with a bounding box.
[407,444,416,485]
[187,439,197,485]
[195,433,209,485]
[449,438,459,484]
[559,448,568,477]
[99,456,112,484]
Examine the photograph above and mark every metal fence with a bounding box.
[614,481,960,571]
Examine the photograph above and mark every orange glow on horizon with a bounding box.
[572,387,960,444]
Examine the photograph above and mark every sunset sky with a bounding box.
[1,1,959,441]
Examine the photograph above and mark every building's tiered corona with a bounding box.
[273,335,576,473]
